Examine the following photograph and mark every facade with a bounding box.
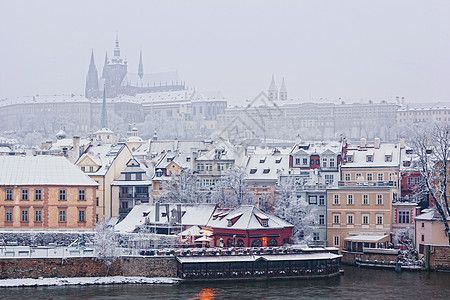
[326,184,395,251]
[76,143,133,220]
[111,158,151,219]
[397,102,450,125]
[0,156,97,230]
[206,205,293,247]
[415,209,450,256]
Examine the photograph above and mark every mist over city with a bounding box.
[0,1,450,298]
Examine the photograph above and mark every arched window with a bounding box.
[227,238,233,247]
[268,239,277,246]
[237,239,245,247]
[251,239,262,247]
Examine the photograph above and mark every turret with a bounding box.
[280,77,288,101]
[268,75,278,102]
[85,49,99,98]
[138,50,144,79]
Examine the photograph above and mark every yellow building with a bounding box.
[76,143,132,220]
[0,156,97,230]
[327,185,394,251]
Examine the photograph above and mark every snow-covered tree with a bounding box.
[409,123,450,244]
[94,220,118,275]
[211,165,254,207]
[158,169,207,203]
[274,177,316,244]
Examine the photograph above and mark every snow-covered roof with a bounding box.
[49,138,91,151]
[342,142,400,168]
[0,156,97,186]
[415,208,450,221]
[207,205,293,230]
[195,140,237,161]
[0,94,90,107]
[246,153,289,181]
[121,71,181,88]
[176,253,341,264]
[115,203,218,233]
[290,141,341,156]
[344,235,389,242]
[77,144,127,176]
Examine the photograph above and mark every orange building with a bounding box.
[0,156,97,230]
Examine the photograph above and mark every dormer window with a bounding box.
[406,149,413,154]
[262,219,268,227]
[366,155,373,162]
[275,158,282,163]
[250,168,257,174]
[263,168,270,174]
[347,155,353,162]
[385,155,392,162]
[403,161,411,167]
[227,219,233,227]
[155,170,163,177]
[260,157,266,163]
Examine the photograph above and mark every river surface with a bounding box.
[2,266,450,299]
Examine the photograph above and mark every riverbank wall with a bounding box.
[0,256,177,279]
[341,251,399,266]
[423,245,450,271]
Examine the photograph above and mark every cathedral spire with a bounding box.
[280,77,288,101]
[268,75,278,101]
[85,49,99,98]
[101,84,108,129]
[138,50,144,79]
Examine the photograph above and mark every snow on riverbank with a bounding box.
[0,276,179,288]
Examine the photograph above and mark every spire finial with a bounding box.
[114,31,120,57]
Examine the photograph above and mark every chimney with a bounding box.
[360,138,366,148]
[73,136,81,158]
[374,138,380,149]
[400,138,405,149]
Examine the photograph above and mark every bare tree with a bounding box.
[409,123,450,244]
[211,165,254,207]
[274,177,316,244]
[94,220,118,276]
[158,169,207,203]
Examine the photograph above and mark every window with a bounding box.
[302,158,308,165]
[421,235,424,242]
[325,174,333,185]
[362,215,369,225]
[398,211,410,223]
[377,194,383,205]
[22,189,28,200]
[414,177,420,185]
[197,164,204,171]
[89,166,94,172]
[377,215,383,225]
[6,189,12,200]
[367,155,373,162]
[79,190,85,201]
[316,159,320,165]
[334,236,340,246]
[363,194,369,205]
[329,158,335,167]
[322,158,327,168]
[347,194,353,205]
[21,210,28,222]
[421,222,424,228]
[81,166,85,172]
[407,177,414,185]
[125,173,131,180]
[35,210,42,222]
[345,173,350,181]
[347,214,354,224]
[206,163,213,171]
[217,163,225,171]
[347,155,353,162]
[6,209,13,222]
[59,190,66,201]
[295,158,301,165]
[356,173,362,180]
[333,214,340,224]
[262,219,268,227]
[313,233,320,241]
[308,196,317,205]
[385,155,392,162]
[79,210,86,222]
[319,214,325,225]
[59,210,66,222]
[96,197,99,206]
[35,189,42,200]
[136,173,142,181]
[333,194,340,205]
[319,195,325,206]
[367,173,373,181]
[378,173,384,182]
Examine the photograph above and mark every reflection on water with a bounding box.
[192,288,217,300]
[2,266,450,300]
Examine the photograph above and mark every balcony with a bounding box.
[338,181,394,187]
[119,193,149,200]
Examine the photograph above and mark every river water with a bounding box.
[2,266,450,299]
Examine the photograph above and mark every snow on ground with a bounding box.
[0,276,179,288]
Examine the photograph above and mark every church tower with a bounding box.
[102,33,128,97]
[280,77,288,101]
[85,49,99,98]
[138,50,144,79]
[268,75,278,102]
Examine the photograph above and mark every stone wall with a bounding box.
[0,256,177,279]
[424,245,450,271]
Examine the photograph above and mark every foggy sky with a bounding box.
[1,0,450,104]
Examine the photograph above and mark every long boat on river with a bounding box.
[176,252,342,281]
